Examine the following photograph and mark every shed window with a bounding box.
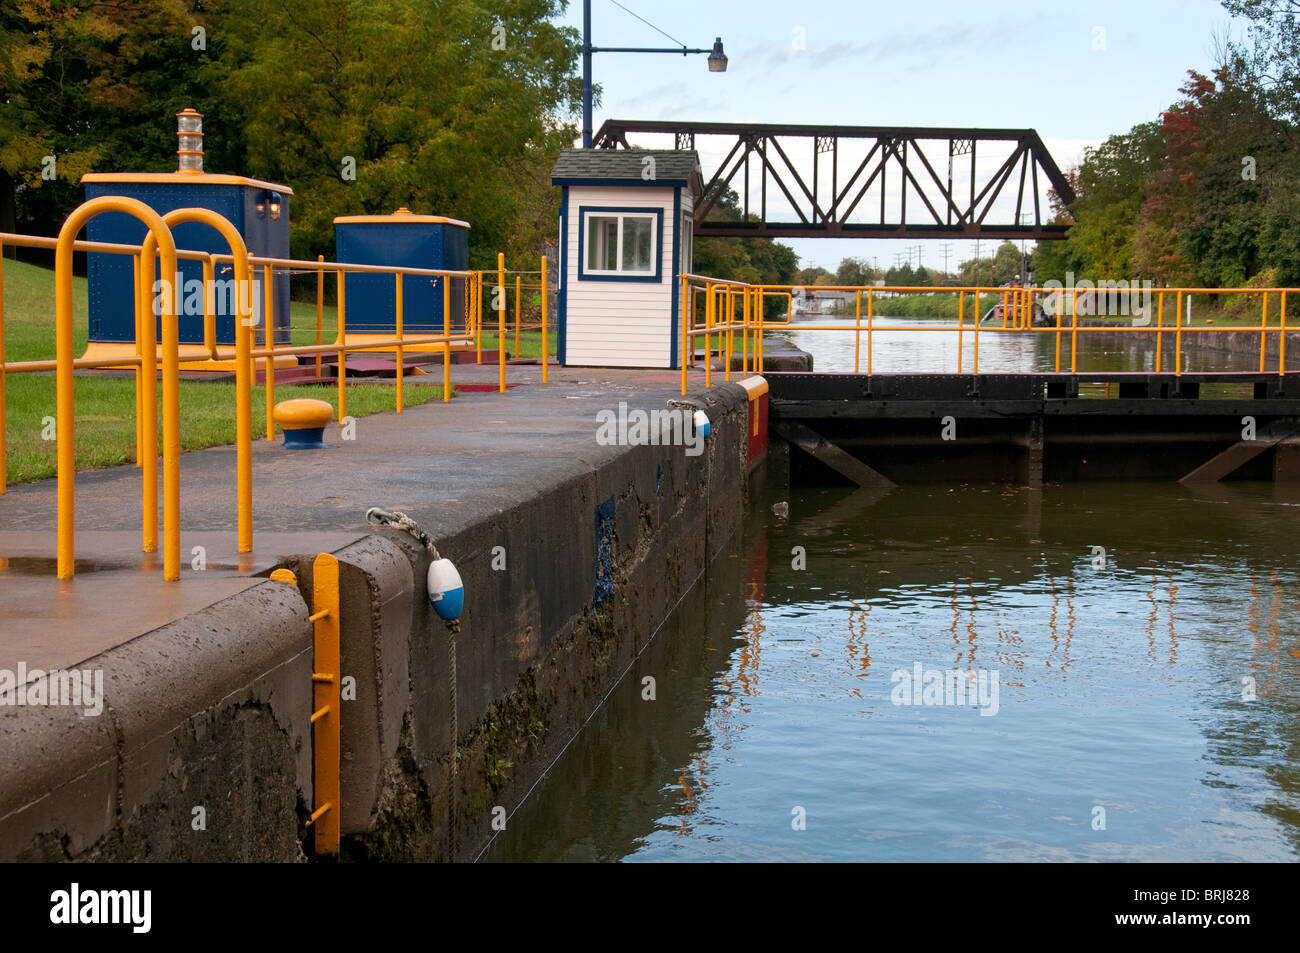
[584,212,656,275]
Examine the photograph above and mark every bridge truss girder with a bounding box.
[593,120,1075,240]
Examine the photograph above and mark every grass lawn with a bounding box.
[2,258,446,486]
[476,328,555,360]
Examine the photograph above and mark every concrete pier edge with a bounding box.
[0,379,759,862]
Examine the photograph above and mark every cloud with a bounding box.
[743,12,1050,74]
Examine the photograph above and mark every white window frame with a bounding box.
[581,210,659,278]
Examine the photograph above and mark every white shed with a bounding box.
[551,149,703,368]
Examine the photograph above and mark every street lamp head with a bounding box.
[708,37,728,72]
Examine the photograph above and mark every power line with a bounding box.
[607,0,688,48]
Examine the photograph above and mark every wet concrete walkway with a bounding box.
[0,360,721,672]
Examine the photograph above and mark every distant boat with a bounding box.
[980,300,1053,328]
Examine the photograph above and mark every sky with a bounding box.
[554,0,1245,273]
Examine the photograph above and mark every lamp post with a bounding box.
[581,0,726,148]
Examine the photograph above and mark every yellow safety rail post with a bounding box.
[867,288,874,376]
[757,286,765,374]
[132,252,143,470]
[730,286,737,380]
[0,238,5,493]
[497,253,506,393]
[263,264,275,440]
[749,287,757,373]
[957,291,964,374]
[968,291,978,375]
[337,269,347,422]
[1260,292,1269,373]
[475,271,483,365]
[201,258,214,359]
[1002,288,1009,329]
[854,290,861,373]
[541,256,550,384]
[58,197,176,579]
[681,274,689,395]
[1281,292,1288,375]
[1071,287,1079,372]
[1175,291,1184,376]
[442,277,452,401]
[741,286,749,374]
[704,281,713,389]
[143,208,256,555]
[719,283,727,381]
[395,274,404,413]
[1156,291,1164,372]
[316,255,324,380]
[133,252,159,552]
[1054,289,1063,372]
[514,274,521,359]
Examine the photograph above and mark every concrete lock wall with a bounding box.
[0,382,756,862]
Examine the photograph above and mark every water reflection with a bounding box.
[485,482,1300,862]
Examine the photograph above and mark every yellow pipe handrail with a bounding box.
[497,252,507,393]
[541,255,550,384]
[57,196,177,580]
[675,276,1300,379]
[141,208,255,555]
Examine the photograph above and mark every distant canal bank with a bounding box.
[775,315,1298,375]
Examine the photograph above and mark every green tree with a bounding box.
[835,256,877,286]
[217,0,582,265]
[796,266,830,286]
[1064,123,1164,278]
[0,0,198,240]
[692,184,798,316]
[991,241,1025,284]
[885,263,914,285]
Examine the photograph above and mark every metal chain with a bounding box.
[364,506,458,859]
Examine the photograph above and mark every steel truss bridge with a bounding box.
[593,119,1076,241]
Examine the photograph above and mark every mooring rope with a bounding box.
[364,506,459,861]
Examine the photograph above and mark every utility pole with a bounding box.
[580,0,728,149]
[940,242,952,285]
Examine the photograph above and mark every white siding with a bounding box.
[563,185,677,368]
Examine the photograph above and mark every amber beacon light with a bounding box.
[176,108,203,173]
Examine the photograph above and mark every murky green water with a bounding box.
[484,487,1300,863]
[484,483,1300,862]
[482,327,1297,862]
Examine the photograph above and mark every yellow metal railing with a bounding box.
[678,277,1299,394]
[464,259,552,392]
[2,201,552,581]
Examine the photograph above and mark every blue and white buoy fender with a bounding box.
[693,409,711,439]
[427,558,464,621]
